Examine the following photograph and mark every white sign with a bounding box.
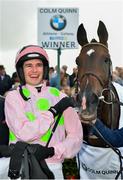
[38,8,79,49]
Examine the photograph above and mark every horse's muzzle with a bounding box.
[76,91,99,121]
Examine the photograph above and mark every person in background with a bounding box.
[61,85,72,97]
[61,65,70,79]
[3,45,82,179]
[50,68,70,90]
[0,95,9,146]
[60,68,70,88]
[49,67,55,80]
[11,72,20,89]
[69,67,78,88]
[112,67,123,86]
[0,65,12,96]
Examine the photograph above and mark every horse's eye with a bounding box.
[104,58,110,63]
[76,57,80,65]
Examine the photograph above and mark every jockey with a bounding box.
[0,45,82,179]
[78,81,123,179]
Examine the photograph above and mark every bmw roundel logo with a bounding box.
[50,15,67,31]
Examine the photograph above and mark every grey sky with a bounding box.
[0,0,37,50]
[0,0,123,75]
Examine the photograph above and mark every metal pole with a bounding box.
[57,48,61,89]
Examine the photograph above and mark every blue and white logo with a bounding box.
[50,15,67,31]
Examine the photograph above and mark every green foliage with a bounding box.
[62,157,80,179]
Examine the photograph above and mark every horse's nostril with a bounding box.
[90,93,99,105]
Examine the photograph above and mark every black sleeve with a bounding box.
[0,97,5,121]
[0,97,9,145]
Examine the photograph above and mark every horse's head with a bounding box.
[76,21,113,122]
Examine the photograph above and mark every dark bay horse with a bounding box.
[76,21,120,147]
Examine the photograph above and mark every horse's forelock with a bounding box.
[90,39,97,43]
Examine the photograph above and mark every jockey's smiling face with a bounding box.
[23,59,44,86]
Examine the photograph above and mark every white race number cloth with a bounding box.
[77,143,123,179]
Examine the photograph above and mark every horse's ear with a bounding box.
[77,23,88,46]
[97,21,108,46]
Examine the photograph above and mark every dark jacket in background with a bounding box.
[0,96,9,146]
[0,74,12,95]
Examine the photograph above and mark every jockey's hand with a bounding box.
[49,97,75,117]
[28,144,54,162]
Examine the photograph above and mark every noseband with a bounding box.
[78,71,117,105]
[79,72,104,87]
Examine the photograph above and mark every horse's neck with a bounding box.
[85,83,121,147]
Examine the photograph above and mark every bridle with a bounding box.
[78,71,118,105]
[76,43,115,105]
